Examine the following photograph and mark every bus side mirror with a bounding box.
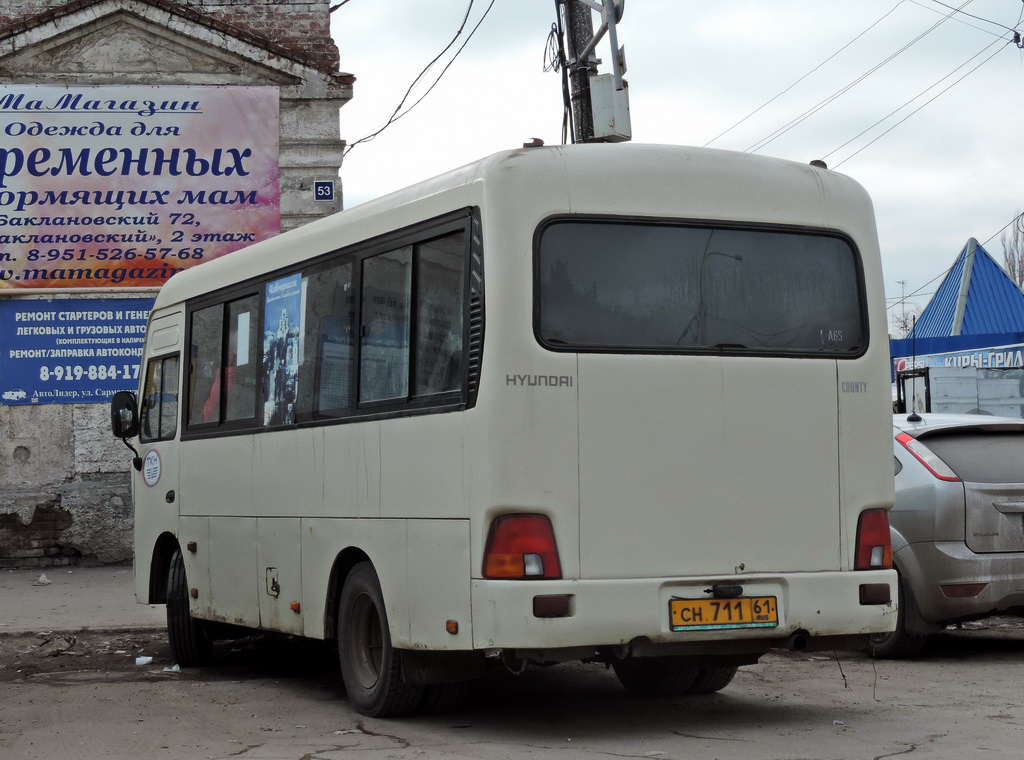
[110,391,140,439]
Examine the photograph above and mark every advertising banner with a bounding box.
[892,342,1024,374]
[0,297,153,405]
[0,85,280,291]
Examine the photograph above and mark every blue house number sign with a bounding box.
[314,180,335,202]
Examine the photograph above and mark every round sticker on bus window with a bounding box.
[143,450,161,487]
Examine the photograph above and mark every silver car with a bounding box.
[873,413,1024,658]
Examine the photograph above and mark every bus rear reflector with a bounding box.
[484,514,562,579]
[855,509,893,570]
[859,583,891,605]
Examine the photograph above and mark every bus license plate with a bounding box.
[670,596,779,632]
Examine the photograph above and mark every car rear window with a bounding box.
[922,432,1024,483]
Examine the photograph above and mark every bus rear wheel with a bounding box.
[337,562,423,717]
[612,656,699,696]
[420,680,472,714]
[868,570,928,659]
[166,549,212,667]
[687,665,738,694]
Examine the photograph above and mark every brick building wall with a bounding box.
[198,0,340,71]
[0,0,60,25]
[0,0,340,72]
[0,505,78,568]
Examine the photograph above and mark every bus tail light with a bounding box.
[895,432,960,482]
[484,514,562,579]
[855,509,892,570]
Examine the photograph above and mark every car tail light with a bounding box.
[855,509,892,570]
[895,432,960,482]
[483,514,562,579]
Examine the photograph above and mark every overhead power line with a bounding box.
[703,1,909,148]
[744,0,971,154]
[828,36,1011,167]
[886,268,949,313]
[887,211,1023,315]
[887,292,936,301]
[543,13,575,145]
[907,0,1005,36]
[983,214,1022,249]
[927,0,1021,33]
[343,0,497,157]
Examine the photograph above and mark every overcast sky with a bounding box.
[330,1,1024,333]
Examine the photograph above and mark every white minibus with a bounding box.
[112,143,896,717]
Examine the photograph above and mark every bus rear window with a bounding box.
[536,220,865,356]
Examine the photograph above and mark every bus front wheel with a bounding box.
[166,549,212,667]
[337,562,423,717]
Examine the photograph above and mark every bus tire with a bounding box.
[868,571,927,659]
[420,681,472,714]
[612,656,699,697]
[166,549,212,667]
[686,665,738,694]
[337,562,423,717]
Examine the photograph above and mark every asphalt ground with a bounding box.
[0,565,165,634]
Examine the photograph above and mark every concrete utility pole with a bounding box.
[565,0,597,142]
[560,0,630,144]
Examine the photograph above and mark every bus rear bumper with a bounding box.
[468,570,896,657]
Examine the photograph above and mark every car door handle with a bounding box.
[993,501,1024,513]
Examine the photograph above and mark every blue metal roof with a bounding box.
[907,238,1024,339]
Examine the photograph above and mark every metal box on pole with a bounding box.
[589,74,631,142]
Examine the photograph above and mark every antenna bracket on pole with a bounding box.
[573,0,626,90]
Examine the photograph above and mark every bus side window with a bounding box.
[140,355,180,442]
[360,247,412,404]
[189,297,259,427]
[414,233,466,396]
[301,260,355,419]
[224,296,259,422]
[189,304,223,426]
[356,229,468,405]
